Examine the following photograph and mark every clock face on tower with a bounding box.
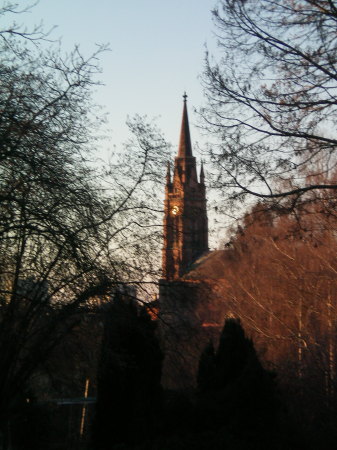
[171,205,180,216]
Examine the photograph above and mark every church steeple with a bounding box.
[173,94,198,186]
[178,93,193,158]
[162,94,209,280]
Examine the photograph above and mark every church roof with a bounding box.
[182,250,232,281]
[178,93,193,158]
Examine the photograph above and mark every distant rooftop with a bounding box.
[182,250,233,281]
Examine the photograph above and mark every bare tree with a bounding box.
[201,0,337,207]
[210,198,337,412]
[0,2,170,433]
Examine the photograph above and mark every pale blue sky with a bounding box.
[19,0,218,156]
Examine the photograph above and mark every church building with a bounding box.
[159,94,336,401]
[162,93,208,280]
[159,95,227,389]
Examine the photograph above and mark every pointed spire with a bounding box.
[178,92,193,158]
[200,160,205,184]
[166,161,171,184]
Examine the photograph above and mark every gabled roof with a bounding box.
[182,250,231,281]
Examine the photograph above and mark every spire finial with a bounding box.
[183,92,188,103]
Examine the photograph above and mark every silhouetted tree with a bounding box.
[197,340,216,393]
[201,0,337,208]
[214,318,259,390]
[0,3,170,440]
[196,319,280,446]
[93,294,163,449]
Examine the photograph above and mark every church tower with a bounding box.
[162,94,208,279]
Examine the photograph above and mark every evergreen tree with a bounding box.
[93,294,163,449]
[196,318,281,446]
[214,318,261,390]
[197,340,216,393]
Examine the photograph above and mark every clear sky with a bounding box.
[19,0,218,156]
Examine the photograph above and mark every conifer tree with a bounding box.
[93,294,163,449]
[197,318,280,441]
[214,318,259,390]
[197,340,216,393]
